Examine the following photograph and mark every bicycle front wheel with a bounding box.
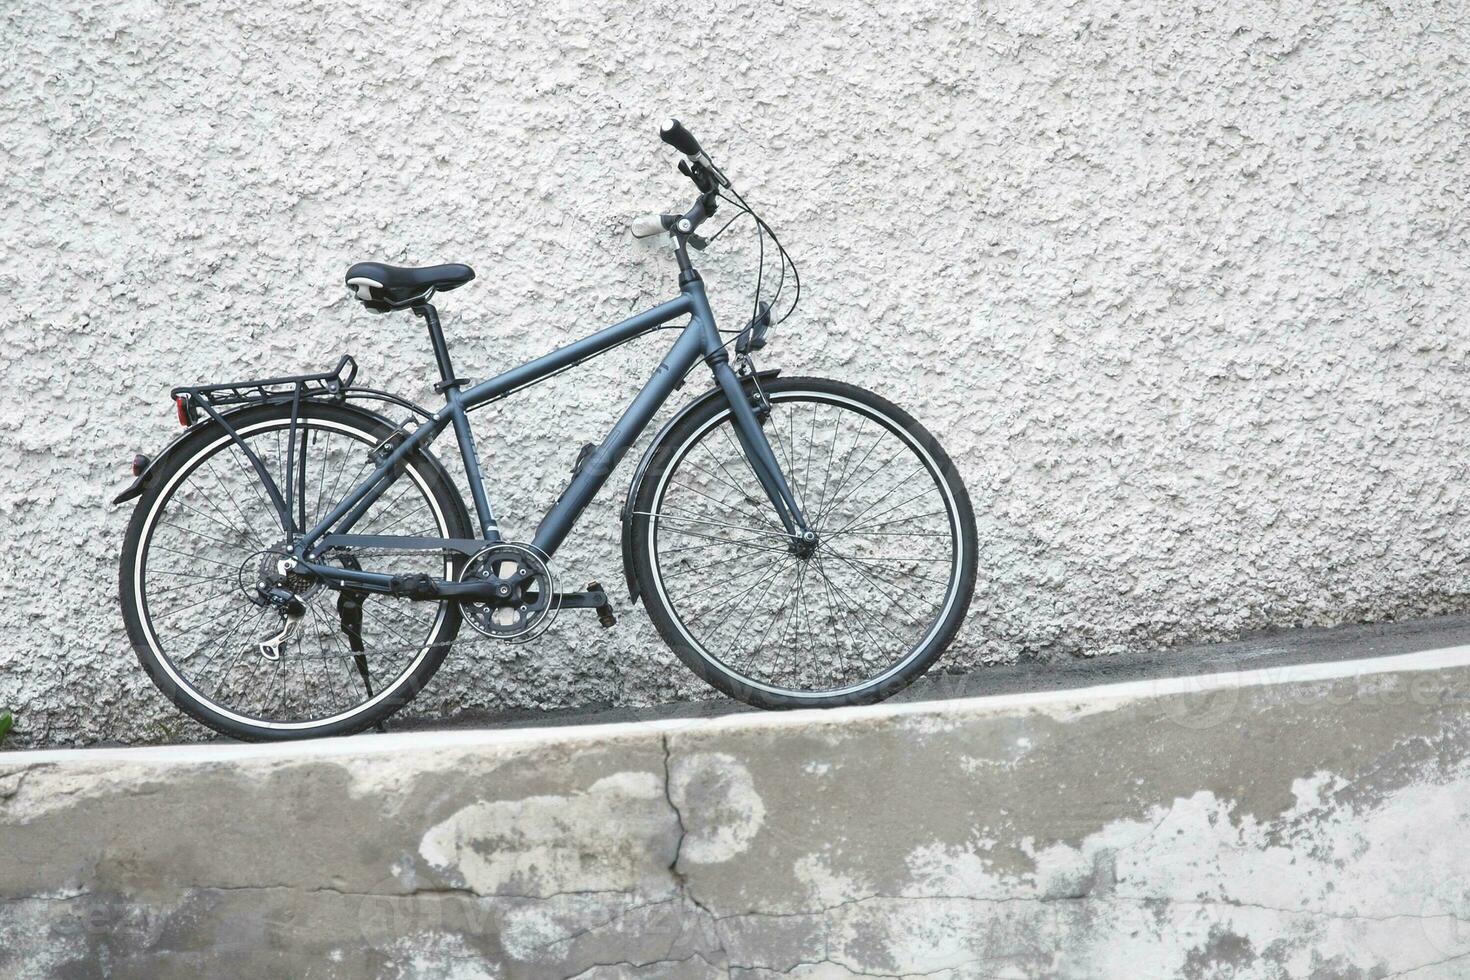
[631,376,977,709]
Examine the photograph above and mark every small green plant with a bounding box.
[0,712,13,747]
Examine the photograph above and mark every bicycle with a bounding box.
[115,119,979,741]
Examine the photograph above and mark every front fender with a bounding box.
[619,369,780,602]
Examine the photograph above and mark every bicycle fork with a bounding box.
[707,352,816,554]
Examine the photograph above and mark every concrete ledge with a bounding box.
[6,647,1470,977]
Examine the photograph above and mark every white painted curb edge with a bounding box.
[11,643,1470,767]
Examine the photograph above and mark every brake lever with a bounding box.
[679,159,719,194]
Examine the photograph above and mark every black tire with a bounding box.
[631,377,978,709]
[119,402,473,741]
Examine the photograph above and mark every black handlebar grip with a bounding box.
[660,118,703,157]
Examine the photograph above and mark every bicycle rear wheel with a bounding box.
[119,402,472,741]
[631,376,977,708]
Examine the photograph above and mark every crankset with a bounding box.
[459,543,559,642]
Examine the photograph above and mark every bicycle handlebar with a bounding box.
[631,118,728,247]
[629,210,709,250]
[660,117,729,190]
[659,118,703,158]
[641,116,798,325]
[630,213,675,238]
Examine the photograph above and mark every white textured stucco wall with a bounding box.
[2,0,1468,745]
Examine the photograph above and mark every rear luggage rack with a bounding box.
[172,355,357,424]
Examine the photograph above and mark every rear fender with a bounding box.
[620,369,780,602]
[112,421,209,505]
[111,400,410,506]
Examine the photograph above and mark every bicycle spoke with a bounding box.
[224,442,279,528]
[827,552,956,588]
[166,492,262,551]
[814,555,909,652]
[763,404,806,516]
[811,556,856,678]
[175,602,262,665]
[668,478,766,525]
[638,509,790,538]
[147,544,242,570]
[715,553,790,663]
[811,406,843,521]
[748,558,802,654]
[802,403,819,515]
[153,586,240,620]
[828,509,950,538]
[784,400,807,511]
[310,429,331,528]
[693,444,784,533]
[147,574,235,600]
[815,421,884,527]
[194,615,267,697]
[775,561,813,679]
[657,536,776,557]
[681,554,792,628]
[718,423,788,519]
[826,478,935,539]
[198,456,274,547]
[819,447,914,530]
[154,519,245,552]
[654,524,790,555]
[675,548,775,577]
[822,547,937,628]
[668,554,780,604]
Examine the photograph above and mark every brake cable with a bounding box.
[703,203,781,317]
[718,185,801,327]
[702,208,748,246]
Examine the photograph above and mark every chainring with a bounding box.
[458,543,558,642]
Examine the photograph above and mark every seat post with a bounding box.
[414,303,459,390]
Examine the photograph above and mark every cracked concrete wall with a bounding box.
[5,659,1470,976]
[3,0,1469,745]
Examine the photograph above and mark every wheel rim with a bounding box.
[645,390,965,700]
[132,416,456,730]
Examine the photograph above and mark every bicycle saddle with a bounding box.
[346,262,475,313]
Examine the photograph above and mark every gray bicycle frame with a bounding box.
[288,275,809,597]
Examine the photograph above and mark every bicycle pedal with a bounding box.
[389,572,439,600]
[586,580,617,628]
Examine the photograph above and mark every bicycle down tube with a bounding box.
[289,279,810,597]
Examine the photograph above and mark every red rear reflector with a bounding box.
[175,396,191,427]
[131,454,149,477]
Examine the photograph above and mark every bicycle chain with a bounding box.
[295,547,504,659]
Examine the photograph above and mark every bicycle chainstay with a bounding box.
[278,546,553,660]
